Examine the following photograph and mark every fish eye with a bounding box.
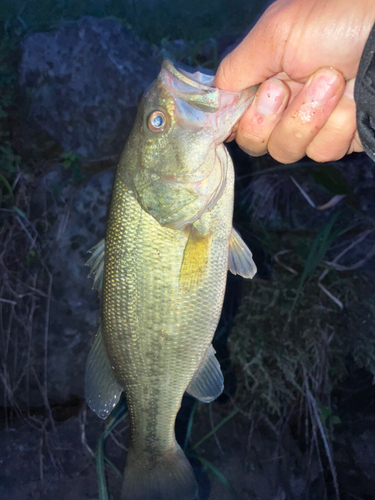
[148,111,167,133]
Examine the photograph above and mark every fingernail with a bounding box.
[239,144,267,157]
[306,68,340,103]
[256,79,285,116]
[344,78,355,99]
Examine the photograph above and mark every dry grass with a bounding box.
[0,163,67,480]
[230,232,375,498]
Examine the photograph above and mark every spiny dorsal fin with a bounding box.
[228,228,257,279]
[86,239,105,296]
[85,325,122,419]
[186,345,223,403]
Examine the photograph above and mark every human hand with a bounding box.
[215,0,375,163]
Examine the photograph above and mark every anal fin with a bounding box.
[85,325,122,419]
[186,345,223,403]
[228,228,257,279]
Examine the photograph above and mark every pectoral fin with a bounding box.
[86,239,105,296]
[85,325,122,419]
[186,345,224,403]
[179,228,211,292]
[228,228,257,279]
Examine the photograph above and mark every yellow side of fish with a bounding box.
[85,60,257,500]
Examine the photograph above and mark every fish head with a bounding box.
[127,60,257,229]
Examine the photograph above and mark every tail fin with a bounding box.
[121,445,198,500]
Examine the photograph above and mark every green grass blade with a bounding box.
[289,213,341,320]
[306,164,361,211]
[95,399,127,499]
[103,399,127,439]
[184,400,199,451]
[192,408,239,451]
[0,172,14,197]
[301,212,340,283]
[197,456,240,499]
[95,435,109,500]
[104,456,122,478]
[12,205,26,217]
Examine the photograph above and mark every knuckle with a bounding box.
[215,55,235,90]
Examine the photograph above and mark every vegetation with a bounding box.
[226,159,375,497]
[92,202,375,499]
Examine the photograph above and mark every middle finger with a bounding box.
[268,67,346,163]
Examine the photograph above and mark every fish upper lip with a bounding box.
[162,59,251,110]
[162,58,257,103]
[162,59,216,92]
[161,60,258,144]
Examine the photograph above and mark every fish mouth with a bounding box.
[160,59,258,143]
[163,59,216,91]
[148,60,257,186]
[134,61,258,229]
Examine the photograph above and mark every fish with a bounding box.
[85,60,257,500]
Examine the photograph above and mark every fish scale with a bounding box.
[85,60,258,500]
[104,172,231,453]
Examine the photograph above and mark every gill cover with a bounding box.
[131,60,257,229]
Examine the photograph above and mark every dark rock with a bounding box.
[45,168,114,404]
[19,17,159,159]
[10,167,115,408]
[152,39,196,65]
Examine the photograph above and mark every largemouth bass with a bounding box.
[85,60,257,500]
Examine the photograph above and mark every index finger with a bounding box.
[214,4,287,91]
